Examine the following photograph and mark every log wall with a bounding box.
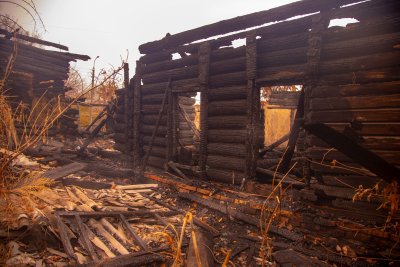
[0,31,90,137]
[119,0,400,193]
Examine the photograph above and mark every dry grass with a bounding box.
[153,211,201,267]
[0,34,127,231]
[259,147,298,266]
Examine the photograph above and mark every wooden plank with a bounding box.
[43,162,86,180]
[55,216,76,260]
[75,215,99,261]
[119,214,149,251]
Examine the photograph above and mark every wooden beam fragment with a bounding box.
[303,122,400,183]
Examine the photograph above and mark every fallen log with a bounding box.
[141,192,219,236]
[179,193,303,242]
[43,162,86,180]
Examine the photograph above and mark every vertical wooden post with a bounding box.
[133,61,143,169]
[244,33,258,186]
[123,63,129,89]
[302,11,332,184]
[198,42,211,179]
[172,94,179,160]
[166,87,173,162]
[123,63,132,158]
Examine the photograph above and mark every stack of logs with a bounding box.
[0,30,90,137]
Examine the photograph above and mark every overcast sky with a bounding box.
[1,0,301,81]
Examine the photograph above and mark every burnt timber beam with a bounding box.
[303,122,400,184]
[139,0,364,54]
[0,28,69,51]
[199,42,211,179]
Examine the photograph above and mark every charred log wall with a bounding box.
[0,32,90,137]
[118,0,400,191]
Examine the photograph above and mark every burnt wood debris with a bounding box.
[2,0,400,266]
[112,0,400,264]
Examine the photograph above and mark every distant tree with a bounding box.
[65,66,86,99]
[94,67,122,104]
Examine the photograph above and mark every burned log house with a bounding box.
[115,0,400,256]
[0,29,90,136]
[118,0,400,187]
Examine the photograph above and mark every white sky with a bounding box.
[1,0,299,81]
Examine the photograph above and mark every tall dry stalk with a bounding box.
[259,146,298,266]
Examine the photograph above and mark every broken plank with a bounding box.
[119,214,149,251]
[115,184,158,190]
[88,218,130,255]
[179,193,302,242]
[42,162,86,179]
[55,215,76,260]
[75,215,99,261]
